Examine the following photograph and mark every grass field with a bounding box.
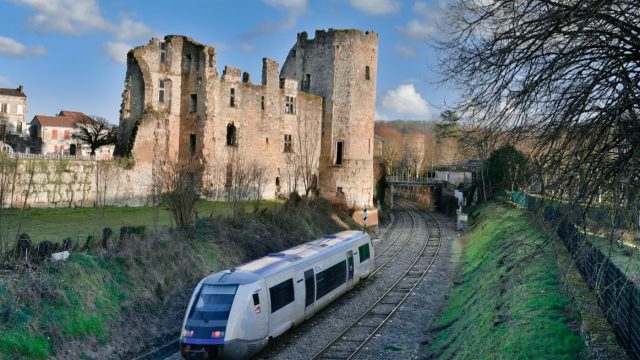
[426,203,586,359]
[0,200,281,244]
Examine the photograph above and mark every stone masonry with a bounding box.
[116,29,378,225]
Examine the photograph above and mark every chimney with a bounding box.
[17,85,24,94]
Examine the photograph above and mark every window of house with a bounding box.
[336,141,344,165]
[64,130,70,140]
[189,94,197,112]
[0,104,7,113]
[365,66,370,80]
[269,279,294,313]
[17,122,22,133]
[226,123,237,146]
[160,42,166,63]
[51,129,58,139]
[17,105,23,116]
[283,134,292,152]
[261,96,265,110]
[189,134,196,157]
[230,88,235,107]
[285,96,295,114]
[316,261,346,299]
[159,80,165,103]
[226,163,233,187]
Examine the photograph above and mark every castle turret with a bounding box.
[281,29,378,225]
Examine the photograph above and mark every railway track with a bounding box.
[311,202,443,360]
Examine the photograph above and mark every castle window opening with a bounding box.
[208,52,214,68]
[261,96,265,110]
[189,134,197,157]
[160,42,166,63]
[266,137,269,144]
[185,54,192,73]
[365,66,370,80]
[226,163,233,187]
[292,50,296,57]
[159,80,165,103]
[284,134,292,152]
[302,74,311,91]
[285,96,295,114]
[230,88,235,107]
[336,141,344,165]
[226,123,237,146]
[275,176,281,192]
[189,94,197,112]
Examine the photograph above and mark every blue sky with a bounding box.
[0,0,457,124]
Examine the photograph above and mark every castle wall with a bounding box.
[1,160,153,208]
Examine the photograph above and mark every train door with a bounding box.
[252,289,268,337]
[346,251,354,288]
[304,269,315,319]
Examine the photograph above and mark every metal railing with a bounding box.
[513,191,640,359]
[386,175,440,184]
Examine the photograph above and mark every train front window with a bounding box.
[188,285,238,322]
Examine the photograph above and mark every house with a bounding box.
[30,111,114,159]
[0,85,28,138]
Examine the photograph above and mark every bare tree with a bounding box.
[163,162,202,229]
[440,0,640,207]
[294,116,321,196]
[381,141,401,173]
[73,116,117,156]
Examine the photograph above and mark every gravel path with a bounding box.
[164,203,460,360]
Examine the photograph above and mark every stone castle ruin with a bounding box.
[116,29,378,224]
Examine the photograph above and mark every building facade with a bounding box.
[116,29,378,224]
[0,85,28,138]
[31,111,114,159]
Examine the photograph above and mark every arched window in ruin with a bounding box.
[226,123,237,146]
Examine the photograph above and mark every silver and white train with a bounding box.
[179,230,374,359]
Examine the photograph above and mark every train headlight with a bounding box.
[212,330,224,338]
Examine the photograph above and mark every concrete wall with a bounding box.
[1,160,153,208]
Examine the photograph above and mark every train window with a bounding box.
[253,293,260,306]
[187,285,237,323]
[269,279,294,313]
[359,244,370,263]
[316,261,346,299]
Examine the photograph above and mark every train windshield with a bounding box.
[187,284,238,324]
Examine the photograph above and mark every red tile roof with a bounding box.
[32,111,95,128]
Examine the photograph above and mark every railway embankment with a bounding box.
[425,203,588,359]
[0,198,357,359]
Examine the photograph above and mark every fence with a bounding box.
[512,191,640,359]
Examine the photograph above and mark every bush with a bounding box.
[119,226,146,241]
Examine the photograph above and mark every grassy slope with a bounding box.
[0,199,355,359]
[427,203,586,359]
[0,200,281,244]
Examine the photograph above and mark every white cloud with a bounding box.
[398,19,436,40]
[0,75,9,85]
[375,110,390,121]
[395,44,417,58]
[0,36,45,57]
[413,1,430,17]
[111,17,155,42]
[380,84,431,118]
[103,41,130,65]
[263,0,307,29]
[11,0,110,35]
[240,43,253,53]
[350,0,401,15]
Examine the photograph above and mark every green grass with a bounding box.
[0,200,282,244]
[427,203,586,359]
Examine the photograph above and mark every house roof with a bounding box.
[32,110,95,128]
[0,87,26,98]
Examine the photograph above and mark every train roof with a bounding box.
[203,231,367,284]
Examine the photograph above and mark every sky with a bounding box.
[0,0,457,125]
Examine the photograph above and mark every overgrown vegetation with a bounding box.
[426,203,586,359]
[0,198,355,359]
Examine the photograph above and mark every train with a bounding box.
[179,230,375,360]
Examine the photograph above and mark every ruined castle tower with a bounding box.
[281,29,378,222]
